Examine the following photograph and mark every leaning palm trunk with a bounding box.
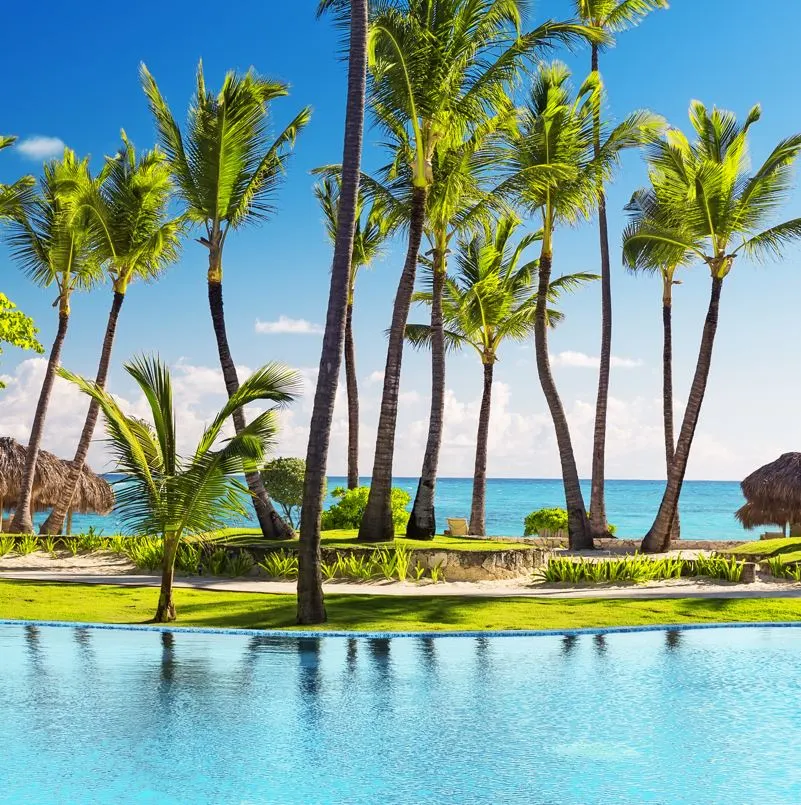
[662,278,680,542]
[588,44,611,540]
[535,254,592,549]
[407,248,445,540]
[359,186,428,542]
[41,291,125,535]
[642,277,723,552]
[154,531,179,623]
[298,0,368,625]
[345,296,360,489]
[10,311,70,533]
[208,277,292,540]
[469,361,494,536]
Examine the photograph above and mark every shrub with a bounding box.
[523,507,617,537]
[524,508,568,536]
[261,457,321,529]
[321,485,411,533]
[259,549,299,579]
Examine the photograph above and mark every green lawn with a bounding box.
[721,537,801,560]
[2,580,801,632]
[215,528,530,552]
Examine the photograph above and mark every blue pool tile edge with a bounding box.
[3,618,801,639]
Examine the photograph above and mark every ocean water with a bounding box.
[28,476,748,541]
[2,622,800,804]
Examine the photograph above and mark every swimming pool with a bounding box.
[1,623,798,804]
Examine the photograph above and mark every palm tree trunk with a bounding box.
[9,311,70,534]
[642,276,723,552]
[154,531,179,622]
[535,252,592,550]
[469,361,494,536]
[407,245,445,540]
[662,277,680,542]
[40,290,125,535]
[589,43,611,540]
[345,296,359,490]
[207,277,292,541]
[358,185,428,542]
[298,0,368,625]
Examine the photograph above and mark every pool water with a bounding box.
[1,623,798,804]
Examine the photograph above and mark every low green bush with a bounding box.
[524,508,617,537]
[535,553,744,584]
[321,485,411,532]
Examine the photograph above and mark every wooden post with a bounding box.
[66,508,73,536]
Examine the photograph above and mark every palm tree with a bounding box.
[623,188,684,541]
[358,0,600,542]
[0,135,34,218]
[299,0,369,625]
[407,216,594,534]
[625,102,801,552]
[314,175,390,490]
[40,134,183,535]
[61,356,300,622]
[574,0,668,539]
[500,62,660,548]
[7,150,101,534]
[141,62,310,541]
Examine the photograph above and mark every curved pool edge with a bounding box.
[3,617,801,639]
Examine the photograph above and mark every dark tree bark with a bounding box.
[154,533,178,622]
[535,252,592,549]
[298,0,368,624]
[345,295,359,490]
[642,276,724,552]
[358,185,428,542]
[407,244,445,540]
[469,360,494,536]
[207,277,292,540]
[40,291,125,535]
[662,276,680,542]
[10,311,70,534]
[589,42,612,540]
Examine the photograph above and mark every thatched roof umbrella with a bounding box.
[0,437,67,518]
[739,453,801,536]
[60,459,114,533]
[0,437,115,533]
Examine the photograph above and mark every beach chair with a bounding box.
[445,517,469,537]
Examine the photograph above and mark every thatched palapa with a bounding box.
[738,453,801,534]
[0,437,114,530]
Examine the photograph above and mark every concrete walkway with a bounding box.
[4,570,801,600]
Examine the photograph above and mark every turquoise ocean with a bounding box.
[30,476,750,541]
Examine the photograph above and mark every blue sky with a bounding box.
[0,0,799,480]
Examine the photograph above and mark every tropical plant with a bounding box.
[299,0,370,626]
[499,61,661,549]
[0,293,43,385]
[624,188,684,540]
[624,102,801,551]
[41,133,183,535]
[141,61,310,543]
[574,0,668,539]
[0,535,14,557]
[7,150,102,533]
[321,485,411,533]
[0,135,34,219]
[408,216,594,535]
[314,176,390,489]
[357,0,602,543]
[60,354,300,622]
[523,508,569,536]
[262,457,322,529]
[259,549,299,580]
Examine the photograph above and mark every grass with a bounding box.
[721,537,801,559]
[2,580,801,632]
[213,528,530,552]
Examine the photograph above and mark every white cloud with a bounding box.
[16,136,66,161]
[550,351,643,369]
[366,370,384,384]
[255,316,323,335]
